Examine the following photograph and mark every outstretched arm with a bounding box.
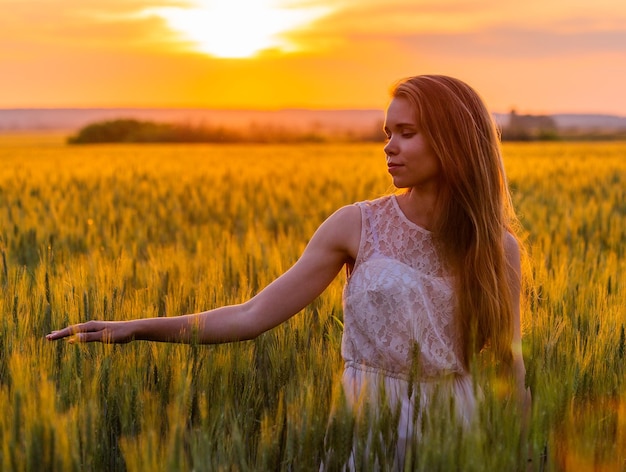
[46,205,361,344]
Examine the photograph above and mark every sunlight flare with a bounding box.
[145,0,331,58]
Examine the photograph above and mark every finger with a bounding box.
[46,322,100,340]
[46,327,76,340]
[68,329,107,344]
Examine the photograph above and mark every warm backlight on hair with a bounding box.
[147,0,329,58]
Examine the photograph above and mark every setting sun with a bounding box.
[146,0,330,58]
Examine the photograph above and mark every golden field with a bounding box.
[0,136,624,470]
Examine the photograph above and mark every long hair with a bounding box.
[391,75,520,369]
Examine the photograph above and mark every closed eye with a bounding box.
[385,132,416,141]
[383,125,417,142]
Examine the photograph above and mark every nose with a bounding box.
[384,136,397,157]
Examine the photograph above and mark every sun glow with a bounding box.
[147,0,330,58]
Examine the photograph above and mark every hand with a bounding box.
[46,320,135,344]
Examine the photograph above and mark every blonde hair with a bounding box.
[392,75,520,369]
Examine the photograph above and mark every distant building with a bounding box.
[501,109,559,141]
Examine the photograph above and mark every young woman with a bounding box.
[47,75,530,466]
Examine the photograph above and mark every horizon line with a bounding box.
[1,107,626,118]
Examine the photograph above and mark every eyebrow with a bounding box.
[383,122,417,131]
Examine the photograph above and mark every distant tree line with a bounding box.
[68,115,626,145]
[67,119,386,145]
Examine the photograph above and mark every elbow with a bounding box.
[237,297,289,341]
[195,300,279,344]
[237,301,266,341]
[220,301,267,343]
[192,303,263,344]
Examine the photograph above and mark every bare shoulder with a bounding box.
[313,204,361,262]
[329,204,362,226]
[503,231,522,284]
[503,231,521,261]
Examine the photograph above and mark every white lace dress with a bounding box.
[341,195,476,461]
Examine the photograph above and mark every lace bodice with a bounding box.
[342,195,465,379]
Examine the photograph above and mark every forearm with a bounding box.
[131,304,258,344]
[47,300,281,344]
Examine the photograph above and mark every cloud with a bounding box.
[384,26,626,59]
[0,0,184,55]
[286,0,626,62]
[306,0,501,36]
[326,0,624,31]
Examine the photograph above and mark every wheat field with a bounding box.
[0,136,624,470]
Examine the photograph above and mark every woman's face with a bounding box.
[383,97,441,192]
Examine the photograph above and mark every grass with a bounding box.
[0,139,624,470]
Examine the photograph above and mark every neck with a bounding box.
[399,188,438,231]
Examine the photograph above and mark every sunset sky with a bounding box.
[2,0,626,114]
